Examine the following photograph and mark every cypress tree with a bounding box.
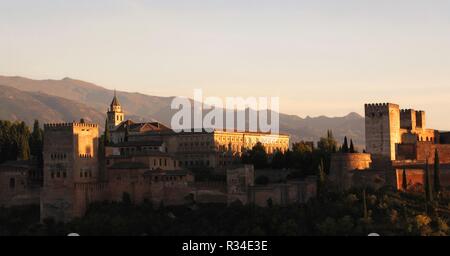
[434,149,441,195]
[362,189,368,221]
[349,139,355,153]
[29,120,43,166]
[317,159,326,197]
[424,159,433,202]
[342,136,349,153]
[17,122,30,160]
[402,166,408,191]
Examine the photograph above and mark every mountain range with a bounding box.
[0,75,365,147]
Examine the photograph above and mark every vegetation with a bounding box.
[1,188,449,236]
[0,120,43,164]
[241,130,342,180]
[434,149,441,196]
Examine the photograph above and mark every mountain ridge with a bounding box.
[0,75,365,147]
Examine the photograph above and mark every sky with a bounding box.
[1,0,450,129]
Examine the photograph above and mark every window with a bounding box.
[63,172,67,178]
[51,172,55,179]
[9,178,15,189]
[57,172,60,178]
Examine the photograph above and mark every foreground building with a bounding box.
[330,103,450,192]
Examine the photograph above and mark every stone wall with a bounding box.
[329,153,372,191]
[247,178,316,207]
[395,167,450,191]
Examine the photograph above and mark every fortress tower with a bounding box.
[365,103,401,161]
[107,90,125,131]
[40,122,100,222]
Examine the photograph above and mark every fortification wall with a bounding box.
[329,153,372,191]
[73,182,109,217]
[247,179,316,207]
[395,168,450,192]
[415,143,450,164]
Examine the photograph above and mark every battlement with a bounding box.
[364,103,399,118]
[44,122,99,129]
[365,103,399,111]
[79,154,93,159]
[400,109,415,114]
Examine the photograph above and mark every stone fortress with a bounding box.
[1,93,316,222]
[2,99,449,222]
[330,103,450,191]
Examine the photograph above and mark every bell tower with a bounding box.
[107,90,124,131]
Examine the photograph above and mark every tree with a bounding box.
[349,140,356,153]
[317,159,326,197]
[16,122,30,160]
[434,149,441,196]
[424,159,433,203]
[122,192,132,205]
[362,189,368,222]
[266,198,273,208]
[29,120,43,166]
[271,150,285,169]
[318,130,337,153]
[402,167,408,192]
[248,142,268,169]
[342,137,349,153]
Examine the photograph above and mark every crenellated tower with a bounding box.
[41,122,100,222]
[365,103,401,161]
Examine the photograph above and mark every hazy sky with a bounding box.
[1,0,450,129]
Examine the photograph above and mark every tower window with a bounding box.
[9,178,15,189]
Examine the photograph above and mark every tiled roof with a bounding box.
[0,160,38,170]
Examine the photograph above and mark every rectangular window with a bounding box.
[9,178,15,189]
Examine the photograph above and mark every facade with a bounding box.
[0,160,41,207]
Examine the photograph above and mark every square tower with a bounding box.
[365,103,401,161]
[400,109,417,131]
[41,122,99,222]
[415,111,426,129]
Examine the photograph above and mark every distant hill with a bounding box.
[0,75,365,147]
[0,84,105,125]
